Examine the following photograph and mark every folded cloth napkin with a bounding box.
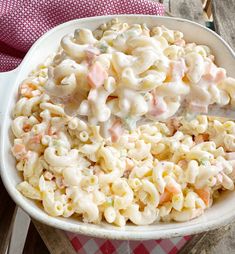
[0,0,164,72]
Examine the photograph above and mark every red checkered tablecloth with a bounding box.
[66,232,191,254]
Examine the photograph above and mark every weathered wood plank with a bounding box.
[178,233,205,254]
[212,0,235,51]
[0,180,16,254]
[201,0,207,8]
[204,0,212,19]
[169,1,235,253]
[169,0,205,25]
[178,222,235,254]
[23,223,49,254]
[33,220,77,254]
[8,208,31,254]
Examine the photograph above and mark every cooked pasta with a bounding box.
[11,19,235,226]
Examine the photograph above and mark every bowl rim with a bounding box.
[1,14,235,240]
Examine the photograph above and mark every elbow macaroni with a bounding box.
[11,20,235,226]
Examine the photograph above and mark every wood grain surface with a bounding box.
[179,223,235,254]
[212,0,235,50]
[169,0,205,24]
[0,180,16,254]
[33,220,77,254]
[23,223,49,254]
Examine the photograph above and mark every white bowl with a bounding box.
[0,15,235,240]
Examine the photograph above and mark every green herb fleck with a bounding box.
[106,197,114,207]
[124,116,137,130]
[39,65,46,69]
[200,158,208,165]
[98,43,109,53]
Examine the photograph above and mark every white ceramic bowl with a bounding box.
[1,15,235,240]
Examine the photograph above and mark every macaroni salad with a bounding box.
[12,19,235,226]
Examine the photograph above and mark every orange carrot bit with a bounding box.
[159,190,172,205]
[195,187,210,207]
[87,62,108,88]
[23,123,32,132]
[178,159,188,169]
[194,133,210,144]
[19,82,37,97]
[202,133,209,141]
[29,134,42,144]
[165,181,181,195]
[109,120,124,143]
[214,69,226,83]
[12,143,26,154]
[12,143,27,159]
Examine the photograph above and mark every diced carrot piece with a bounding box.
[203,74,213,82]
[12,144,26,154]
[19,82,37,98]
[87,62,108,88]
[194,133,209,144]
[159,190,172,205]
[194,134,209,144]
[29,134,41,144]
[194,135,204,144]
[166,182,181,195]
[12,144,27,160]
[202,133,209,141]
[214,69,226,83]
[178,159,188,169]
[23,123,32,132]
[195,187,210,206]
[109,120,124,143]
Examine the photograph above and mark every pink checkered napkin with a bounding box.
[0,0,164,72]
[67,232,191,254]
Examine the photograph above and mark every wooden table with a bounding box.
[1,0,235,253]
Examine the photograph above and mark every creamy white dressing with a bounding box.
[42,22,231,140]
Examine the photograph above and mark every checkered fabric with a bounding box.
[67,232,191,254]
